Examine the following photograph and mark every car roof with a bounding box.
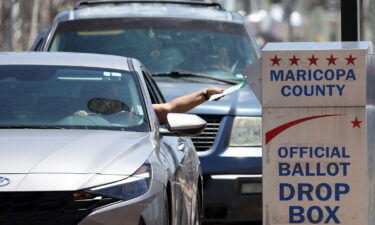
[54,2,244,24]
[0,52,131,71]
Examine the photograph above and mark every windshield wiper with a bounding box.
[0,125,66,129]
[152,71,238,85]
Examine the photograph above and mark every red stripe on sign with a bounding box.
[265,114,339,144]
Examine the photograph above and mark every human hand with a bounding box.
[74,110,89,116]
[74,110,97,116]
[205,87,225,101]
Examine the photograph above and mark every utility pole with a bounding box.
[341,0,360,41]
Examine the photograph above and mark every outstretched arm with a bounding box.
[153,87,224,125]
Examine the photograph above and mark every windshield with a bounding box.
[0,65,149,131]
[49,18,257,81]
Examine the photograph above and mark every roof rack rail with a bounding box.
[74,0,224,10]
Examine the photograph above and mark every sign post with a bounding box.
[261,42,374,225]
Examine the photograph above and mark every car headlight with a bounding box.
[86,162,151,201]
[229,117,262,146]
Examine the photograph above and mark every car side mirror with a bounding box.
[159,113,206,136]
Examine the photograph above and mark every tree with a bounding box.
[0,0,75,51]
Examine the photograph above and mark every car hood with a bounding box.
[156,80,261,116]
[0,129,155,175]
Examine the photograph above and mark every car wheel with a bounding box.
[193,192,202,225]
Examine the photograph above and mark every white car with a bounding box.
[0,52,204,225]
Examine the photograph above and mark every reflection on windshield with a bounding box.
[0,65,149,132]
[49,18,257,81]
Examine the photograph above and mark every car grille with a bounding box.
[191,115,223,151]
[0,192,119,225]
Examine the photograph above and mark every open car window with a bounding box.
[142,70,165,104]
[0,65,150,132]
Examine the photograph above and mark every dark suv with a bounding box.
[32,1,262,223]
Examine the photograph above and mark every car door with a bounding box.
[142,70,194,224]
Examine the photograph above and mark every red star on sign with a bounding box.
[345,54,357,65]
[307,54,319,66]
[326,54,338,65]
[270,55,281,66]
[351,117,362,128]
[289,54,300,66]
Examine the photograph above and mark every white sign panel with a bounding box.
[262,42,371,107]
[262,107,367,225]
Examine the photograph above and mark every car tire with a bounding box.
[193,192,202,225]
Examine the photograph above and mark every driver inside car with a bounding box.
[75,83,224,125]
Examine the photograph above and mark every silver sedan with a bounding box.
[0,52,204,225]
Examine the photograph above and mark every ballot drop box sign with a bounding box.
[261,42,373,225]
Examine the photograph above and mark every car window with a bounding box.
[48,18,257,81]
[0,65,149,132]
[142,71,165,104]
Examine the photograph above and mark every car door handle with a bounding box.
[177,142,186,151]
